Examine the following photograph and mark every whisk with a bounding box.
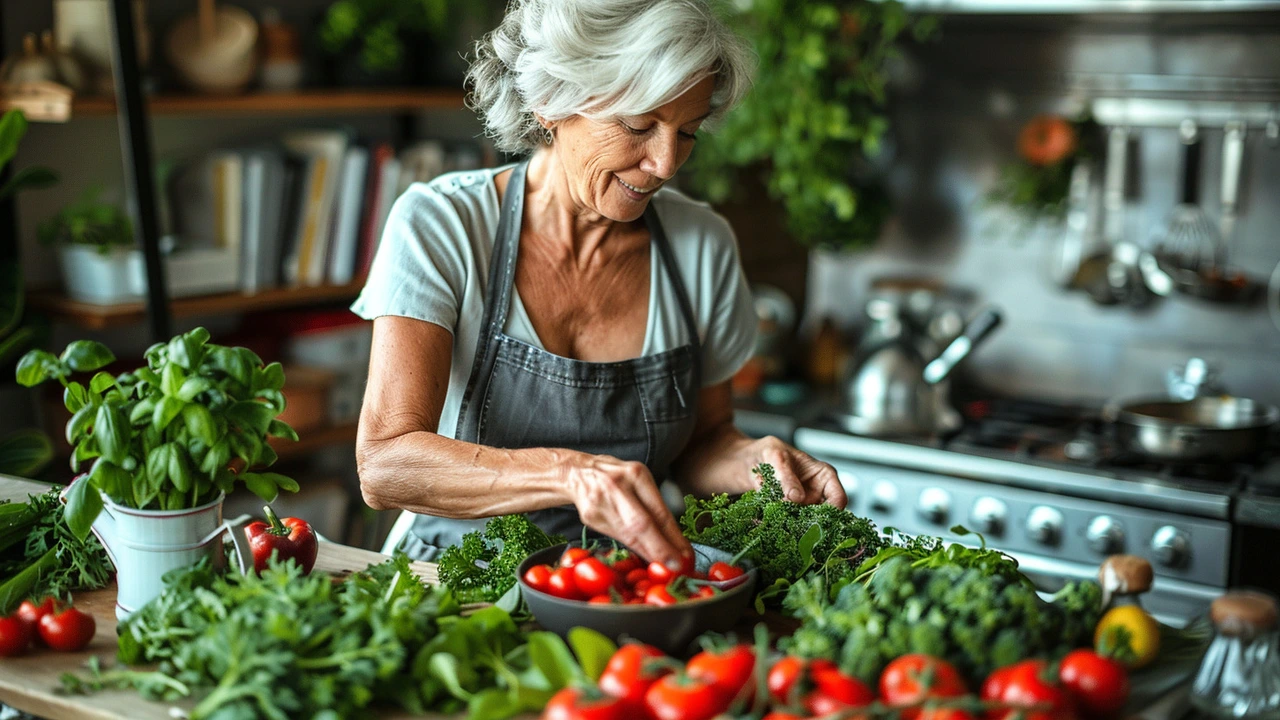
[1158,120,1219,271]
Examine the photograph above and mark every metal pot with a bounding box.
[1104,395,1279,463]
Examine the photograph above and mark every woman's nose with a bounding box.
[639,132,679,180]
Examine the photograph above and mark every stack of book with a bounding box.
[161,132,490,294]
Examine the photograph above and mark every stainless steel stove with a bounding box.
[742,396,1280,626]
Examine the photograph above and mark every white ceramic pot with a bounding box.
[53,0,151,94]
[87,491,227,620]
[57,245,145,305]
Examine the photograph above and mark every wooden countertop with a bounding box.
[0,475,444,720]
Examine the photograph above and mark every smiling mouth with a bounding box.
[617,177,658,195]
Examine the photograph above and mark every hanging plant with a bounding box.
[683,0,937,250]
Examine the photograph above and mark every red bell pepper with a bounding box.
[244,505,318,574]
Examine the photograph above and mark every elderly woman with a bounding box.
[352,0,845,570]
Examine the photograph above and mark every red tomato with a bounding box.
[982,665,1017,704]
[560,546,592,570]
[589,595,615,604]
[880,654,969,720]
[598,643,671,707]
[608,550,643,575]
[624,568,649,586]
[647,555,695,584]
[14,594,56,638]
[523,564,554,594]
[692,586,716,600]
[548,566,584,600]
[987,660,1077,720]
[542,686,629,720]
[0,616,31,657]
[644,674,730,720]
[633,579,653,596]
[707,562,745,581]
[805,665,874,716]
[37,606,96,652]
[686,644,756,701]
[645,584,678,606]
[920,710,977,720]
[767,656,837,704]
[1058,650,1130,717]
[625,597,646,605]
[574,557,620,597]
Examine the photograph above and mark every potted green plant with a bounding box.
[38,187,143,305]
[15,327,300,618]
[316,0,471,86]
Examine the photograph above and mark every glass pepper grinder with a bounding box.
[1098,554,1154,609]
[1190,590,1280,719]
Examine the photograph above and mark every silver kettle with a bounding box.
[836,305,1003,437]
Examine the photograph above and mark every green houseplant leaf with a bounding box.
[63,474,104,542]
[0,428,55,477]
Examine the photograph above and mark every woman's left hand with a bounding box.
[749,437,847,508]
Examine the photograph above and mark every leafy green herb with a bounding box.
[680,463,884,608]
[782,555,1101,685]
[854,525,1034,590]
[437,514,565,604]
[62,554,598,720]
[0,487,113,613]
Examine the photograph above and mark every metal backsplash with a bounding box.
[805,13,1280,406]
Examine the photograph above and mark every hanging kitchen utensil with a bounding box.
[1104,395,1278,464]
[1049,159,1094,289]
[1158,120,1218,273]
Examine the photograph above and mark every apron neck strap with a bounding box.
[484,159,530,336]
[645,204,701,359]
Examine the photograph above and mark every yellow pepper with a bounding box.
[1095,604,1161,669]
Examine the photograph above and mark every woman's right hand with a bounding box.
[563,453,693,571]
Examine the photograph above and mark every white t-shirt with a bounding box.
[350,164,758,440]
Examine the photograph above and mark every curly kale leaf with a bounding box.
[436,514,564,604]
[679,463,883,601]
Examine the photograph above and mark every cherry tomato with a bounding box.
[0,616,31,657]
[880,654,968,720]
[589,594,615,604]
[574,557,620,597]
[1058,649,1129,717]
[707,562,745,581]
[805,665,874,716]
[598,643,671,707]
[542,685,629,720]
[982,665,1016,704]
[647,555,695,585]
[37,606,96,652]
[624,568,649,586]
[919,710,977,720]
[547,566,584,600]
[560,546,592,570]
[767,656,837,704]
[14,594,56,638]
[607,550,643,575]
[645,584,678,606]
[987,659,1077,720]
[523,564,554,594]
[644,674,730,720]
[686,644,756,701]
[692,586,716,600]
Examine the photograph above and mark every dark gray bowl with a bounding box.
[517,542,757,656]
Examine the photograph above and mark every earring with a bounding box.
[543,126,553,145]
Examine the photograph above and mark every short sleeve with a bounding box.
[699,216,758,387]
[350,185,468,334]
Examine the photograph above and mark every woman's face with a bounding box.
[549,75,715,222]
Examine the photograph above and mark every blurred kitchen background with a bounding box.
[1,1,1277,622]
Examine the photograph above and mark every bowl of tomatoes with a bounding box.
[517,542,757,655]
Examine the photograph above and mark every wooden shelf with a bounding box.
[72,87,466,117]
[272,422,358,461]
[27,279,367,330]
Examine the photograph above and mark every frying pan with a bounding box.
[1104,395,1279,463]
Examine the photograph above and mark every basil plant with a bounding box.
[16,327,299,541]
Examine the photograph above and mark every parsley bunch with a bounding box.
[0,486,112,613]
[437,514,565,604]
[680,463,884,607]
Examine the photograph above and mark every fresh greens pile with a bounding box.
[856,526,1035,590]
[680,463,884,607]
[0,486,112,614]
[783,555,1102,685]
[63,554,601,720]
[437,514,565,604]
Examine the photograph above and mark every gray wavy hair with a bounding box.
[467,0,754,154]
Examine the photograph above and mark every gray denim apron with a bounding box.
[401,160,702,560]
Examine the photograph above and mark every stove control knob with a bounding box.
[1151,526,1191,568]
[971,497,1008,537]
[870,482,898,514]
[1086,515,1125,555]
[1026,506,1065,546]
[917,488,951,525]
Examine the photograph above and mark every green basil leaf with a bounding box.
[63,381,89,413]
[798,522,824,573]
[526,630,584,691]
[89,371,116,395]
[239,472,278,503]
[167,446,194,493]
[66,403,95,445]
[258,362,286,391]
[167,329,208,370]
[134,367,160,388]
[208,346,253,389]
[181,404,218,446]
[95,401,130,465]
[153,396,185,432]
[70,435,99,471]
[160,362,186,397]
[199,439,231,476]
[254,471,297,494]
[567,627,616,683]
[267,420,299,442]
[427,653,476,701]
[91,457,131,502]
[129,396,157,425]
[255,389,286,413]
[226,401,274,435]
[60,339,115,372]
[146,443,172,491]
[14,349,58,386]
[175,377,213,402]
[213,468,236,495]
[64,474,104,541]
[255,443,278,468]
